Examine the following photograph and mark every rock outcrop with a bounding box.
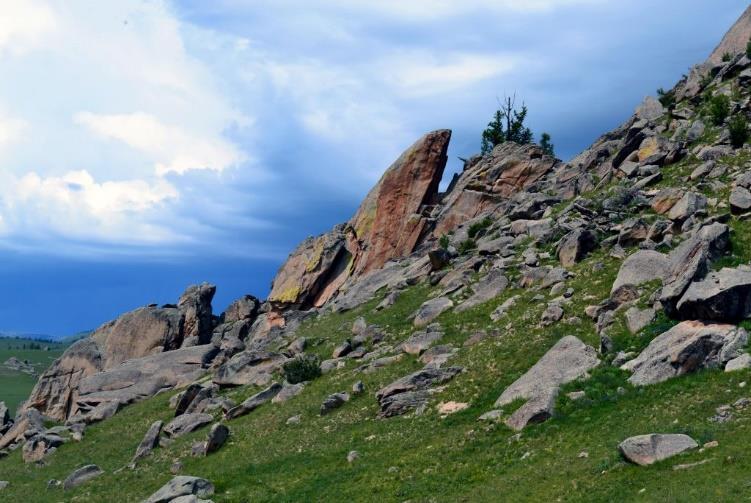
[619,434,698,466]
[622,321,747,386]
[269,130,451,309]
[494,336,600,431]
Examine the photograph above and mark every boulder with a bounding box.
[163,413,213,439]
[225,383,282,420]
[495,336,600,430]
[0,402,9,428]
[557,229,597,267]
[402,326,443,356]
[375,366,463,418]
[22,434,64,463]
[320,392,350,416]
[133,420,164,462]
[676,267,751,320]
[730,186,751,214]
[419,345,458,368]
[635,96,665,121]
[205,423,230,454]
[651,188,684,215]
[455,270,509,312]
[72,345,217,421]
[178,283,216,346]
[625,307,656,334]
[619,434,698,466]
[726,353,751,371]
[0,408,44,450]
[271,382,305,404]
[413,297,453,328]
[622,321,748,385]
[213,351,287,387]
[667,192,706,221]
[145,476,215,503]
[63,464,104,490]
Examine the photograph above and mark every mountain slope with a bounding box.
[5,7,751,503]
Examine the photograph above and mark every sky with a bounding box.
[0,0,748,337]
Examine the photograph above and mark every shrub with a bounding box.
[467,217,492,239]
[708,94,730,125]
[729,114,749,148]
[722,51,733,62]
[457,239,476,255]
[747,37,751,59]
[539,132,555,156]
[439,234,450,250]
[656,87,675,110]
[283,354,321,384]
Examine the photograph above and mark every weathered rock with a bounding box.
[622,321,747,385]
[557,229,597,267]
[707,5,751,64]
[455,270,509,312]
[730,186,751,214]
[635,96,665,121]
[541,304,564,326]
[178,283,216,346]
[163,413,213,439]
[22,434,63,463]
[651,188,684,215]
[0,408,44,450]
[376,366,463,418]
[402,326,443,356]
[204,423,229,454]
[0,402,9,429]
[419,345,458,367]
[271,382,305,404]
[668,192,706,221]
[225,383,282,420]
[63,464,103,490]
[71,345,217,422]
[175,384,202,417]
[145,476,215,503]
[133,420,163,462]
[676,267,751,320]
[269,130,451,308]
[213,351,287,387]
[413,297,453,328]
[625,307,656,334]
[619,434,698,466]
[332,341,353,359]
[495,336,600,430]
[223,295,260,324]
[725,353,751,372]
[320,392,350,416]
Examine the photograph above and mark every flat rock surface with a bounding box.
[676,267,751,320]
[413,297,453,328]
[619,434,698,466]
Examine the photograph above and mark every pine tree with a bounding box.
[540,132,555,156]
[480,94,534,154]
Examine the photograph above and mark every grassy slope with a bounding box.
[0,339,66,415]
[2,245,751,502]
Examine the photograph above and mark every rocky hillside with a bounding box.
[4,6,751,502]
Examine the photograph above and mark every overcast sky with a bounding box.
[0,0,748,336]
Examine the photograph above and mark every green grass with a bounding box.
[0,338,66,415]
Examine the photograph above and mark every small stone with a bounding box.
[286,415,301,425]
[388,466,398,473]
[352,381,365,395]
[566,391,586,401]
[347,450,359,463]
[478,410,503,422]
[320,392,350,416]
[170,460,183,475]
[578,451,589,459]
[0,481,8,490]
[437,401,469,415]
[703,440,719,449]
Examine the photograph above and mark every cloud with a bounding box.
[0,0,56,55]
[0,170,179,244]
[75,111,245,176]
[325,0,605,18]
[0,114,28,149]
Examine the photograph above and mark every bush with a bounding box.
[708,94,730,125]
[457,239,476,254]
[467,217,492,239]
[747,37,751,59]
[439,234,450,250]
[722,51,733,62]
[729,114,749,148]
[283,354,322,384]
[656,87,675,110]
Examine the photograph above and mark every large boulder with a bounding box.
[178,283,216,346]
[413,297,453,328]
[676,266,751,321]
[0,409,44,450]
[619,434,698,466]
[622,321,747,386]
[21,338,103,421]
[213,351,287,387]
[611,250,671,294]
[557,229,597,267]
[145,476,214,503]
[495,336,600,430]
[268,130,451,308]
[455,270,509,312]
[72,345,217,421]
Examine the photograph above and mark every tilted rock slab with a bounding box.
[622,321,748,386]
[676,266,751,321]
[163,413,213,439]
[413,297,453,328]
[619,434,698,466]
[495,336,600,431]
[133,420,164,462]
[63,464,104,490]
[213,350,287,387]
[225,382,282,420]
[145,476,214,503]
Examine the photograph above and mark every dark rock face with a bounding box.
[676,267,751,320]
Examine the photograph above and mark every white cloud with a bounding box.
[0,0,56,55]
[75,111,244,176]
[0,114,28,149]
[0,170,180,244]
